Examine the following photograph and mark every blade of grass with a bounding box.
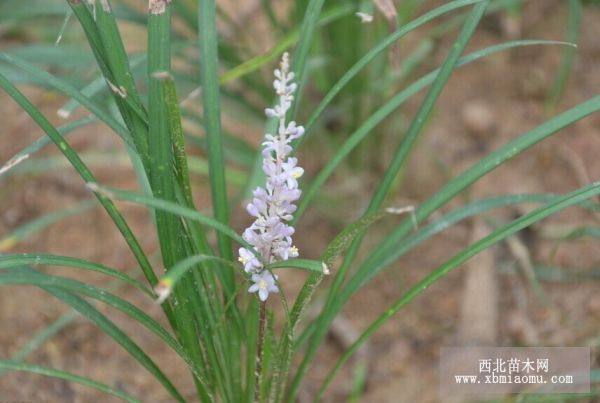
[67,0,150,169]
[317,181,600,397]
[299,0,487,140]
[273,209,394,402]
[0,253,151,296]
[197,12,246,386]
[155,254,241,301]
[147,5,217,401]
[343,95,600,302]
[0,116,96,177]
[58,53,147,119]
[266,259,328,274]
[0,269,206,389]
[290,3,490,397]
[0,71,163,308]
[0,271,157,378]
[0,201,95,251]
[92,0,149,155]
[294,40,575,221]
[290,0,327,116]
[0,311,79,375]
[199,0,233,264]
[295,193,597,348]
[299,96,600,377]
[0,360,140,403]
[219,4,353,85]
[547,0,581,109]
[0,271,185,402]
[86,183,249,249]
[0,53,134,148]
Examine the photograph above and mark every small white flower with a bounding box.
[238,247,262,273]
[248,271,279,301]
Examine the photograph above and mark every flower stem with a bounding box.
[254,301,267,402]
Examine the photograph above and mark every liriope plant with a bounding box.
[0,0,598,402]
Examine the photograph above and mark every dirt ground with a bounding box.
[1,1,599,402]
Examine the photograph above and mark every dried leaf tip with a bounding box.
[385,205,418,230]
[149,0,172,15]
[355,12,373,24]
[57,108,71,119]
[385,206,415,215]
[0,154,29,176]
[85,182,100,193]
[85,182,114,198]
[154,279,173,304]
[322,262,330,275]
[99,0,111,12]
[151,71,173,80]
[107,81,127,98]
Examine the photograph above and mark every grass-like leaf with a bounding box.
[317,181,600,396]
[290,3,491,396]
[0,360,140,403]
[0,202,95,251]
[0,270,185,402]
[86,183,249,249]
[199,0,233,264]
[0,269,206,392]
[300,0,486,138]
[0,71,159,290]
[0,53,134,148]
[0,253,151,295]
[295,40,576,221]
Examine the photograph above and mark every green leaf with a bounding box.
[0,253,151,296]
[0,71,159,292]
[279,209,397,402]
[155,254,241,304]
[291,3,491,397]
[86,183,250,250]
[294,40,576,221]
[0,312,79,377]
[199,0,233,264]
[300,0,486,138]
[0,360,140,403]
[0,53,134,148]
[547,0,582,108]
[318,182,600,396]
[0,268,211,393]
[347,94,600,299]
[0,271,185,402]
[219,5,353,85]
[0,116,96,178]
[267,259,328,274]
[0,201,95,251]
[290,0,327,109]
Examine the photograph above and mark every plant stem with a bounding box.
[254,301,267,402]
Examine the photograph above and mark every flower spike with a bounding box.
[239,52,305,301]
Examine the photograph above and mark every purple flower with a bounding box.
[238,247,262,273]
[238,52,305,301]
[248,271,279,301]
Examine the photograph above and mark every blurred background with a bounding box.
[0,0,599,401]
